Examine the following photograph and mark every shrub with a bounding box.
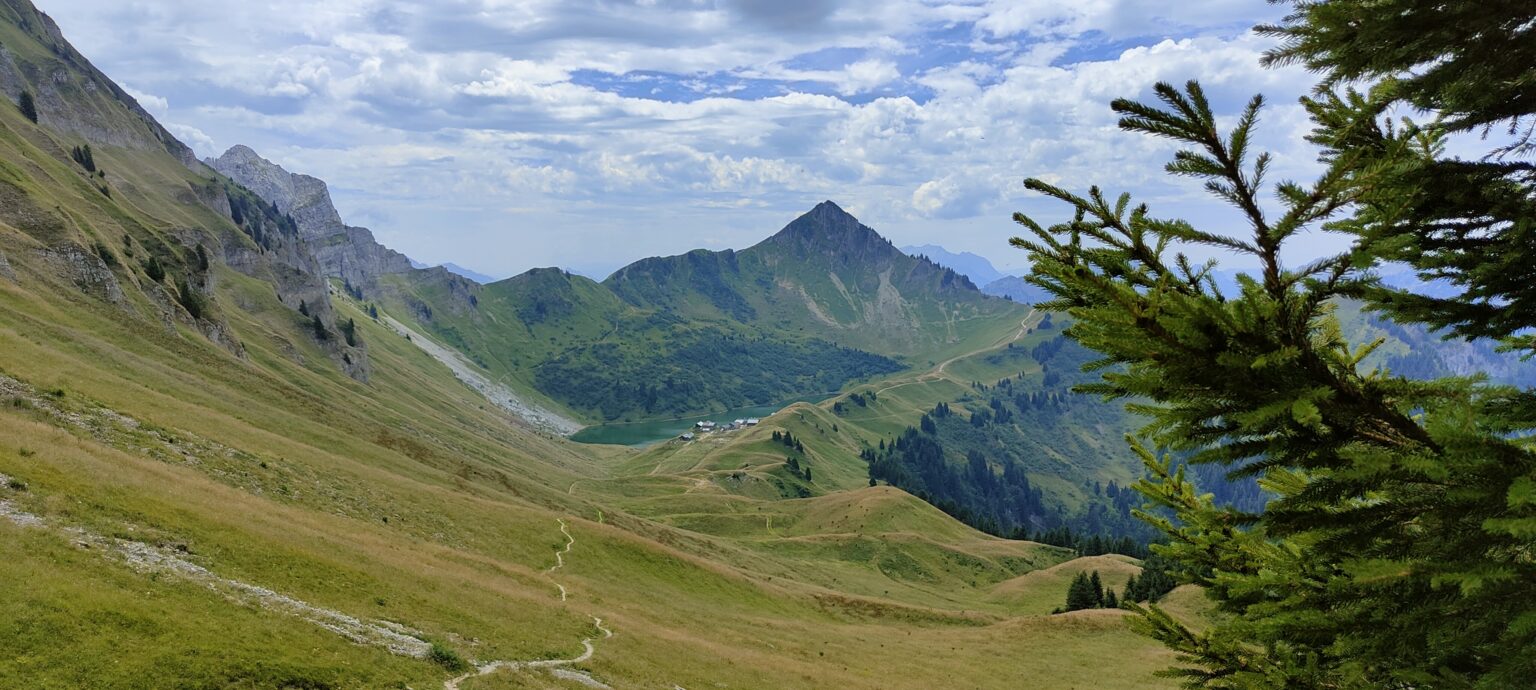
[93,241,117,268]
[142,256,166,283]
[427,642,469,672]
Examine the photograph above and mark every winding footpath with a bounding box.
[444,518,616,690]
[547,519,575,600]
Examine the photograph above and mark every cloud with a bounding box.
[35,0,1324,276]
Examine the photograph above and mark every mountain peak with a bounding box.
[769,201,889,253]
[810,199,853,218]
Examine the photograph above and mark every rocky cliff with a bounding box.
[208,146,416,291]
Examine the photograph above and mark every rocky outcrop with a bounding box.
[0,1,198,168]
[33,245,124,304]
[207,146,417,293]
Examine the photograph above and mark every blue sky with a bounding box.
[38,0,1337,280]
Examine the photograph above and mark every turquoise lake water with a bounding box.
[568,395,832,447]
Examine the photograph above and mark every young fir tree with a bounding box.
[176,277,204,320]
[1012,52,1536,690]
[17,91,36,123]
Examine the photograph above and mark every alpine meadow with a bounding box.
[0,1,1532,689]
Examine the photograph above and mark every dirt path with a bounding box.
[546,519,575,601]
[869,310,1039,399]
[443,616,613,690]
[445,519,617,690]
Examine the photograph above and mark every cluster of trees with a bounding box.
[770,430,804,453]
[1121,555,1177,604]
[224,186,299,252]
[772,431,812,481]
[831,390,877,415]
[535,330,902,420]
[1024,526,1151,560]
[1058,556,1179,615]
[70,144,96,172]
[1012,1,1536,685]
[877,389,1161,547]
[1059,570,1117,612]
[865,410,1052,538]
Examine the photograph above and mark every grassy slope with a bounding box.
[0,42,1179,690]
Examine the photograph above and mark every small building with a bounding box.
[696,420,716,430]
[745,418,760,426]
[680,433,695,441]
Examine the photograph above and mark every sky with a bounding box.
[37,0,1341,280]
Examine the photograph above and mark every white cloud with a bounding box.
[35,0,1325,275]
[840,59,899,94]
[122,85,168,115]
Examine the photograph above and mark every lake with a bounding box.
[568,395,833,447]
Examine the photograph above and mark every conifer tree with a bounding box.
[17,91,36,123]
[176,277,204,320]
[1012,41,1536,688]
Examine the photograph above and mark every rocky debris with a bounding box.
[382,314,582,435]
[0,489,431,658]
[0,251,15,281]
[34,245,124,304]
[551,669,614,689]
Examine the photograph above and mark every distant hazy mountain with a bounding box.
[440,262,499,285]
[981,275,1053,306]
[901,244,1006,286]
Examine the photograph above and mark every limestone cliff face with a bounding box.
[207,145,480,326]
[208,146,416,292]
